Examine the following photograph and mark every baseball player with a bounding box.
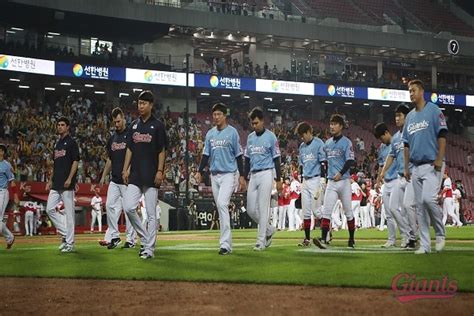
[403,79,447,254]
[350,175,362,228]
[99,107,136,249]
[277,178,290,231]
[196,102,245,255]
[453,184,462,223]
[24,201,36,236]
[378,104,417,248]
[244,107,281,251]
[45,117,80,253]
[441,171,462,227]
[313,114,356,249]
[287,172,301,231]
[270,182,279,228]
[90,189,103,233]
[374,122,410,248]
[0,144,15,249]
[295,122,326,247]
[122,90,167,259]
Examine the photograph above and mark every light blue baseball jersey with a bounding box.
[298,137,326,177]
[378,143,398,181]
[0,160,14,189]
[203,125,243,173]
[402,102,448,163]
[244,129,280,171]
[324,136,354,180]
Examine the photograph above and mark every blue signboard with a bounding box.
[424,92,466,106]
[55,62,126,81]
[194,74,256,91]
[315,84,368,99]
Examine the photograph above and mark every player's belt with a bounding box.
[411,160,434,166]
[210,171,233,175]
[251,168,272,173]
[304,175,320,180]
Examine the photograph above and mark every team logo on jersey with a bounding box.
[132,132,152,143]
[326,148,344,159]
[247,144,266,155]
[210,139,228,149]
[54,149,66,159]
[302,152,316,163]
[407,120,429,135]
[111,142,127,151]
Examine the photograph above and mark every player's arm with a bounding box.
[403,145,410,181]
[122,148,132,184]
[377,155,394,186]
[335,159,354,181]
[434,131,447,172]
[273,156,282,190]
[100,158,112,185]
[64,160,78,189]
[154,148,166,187]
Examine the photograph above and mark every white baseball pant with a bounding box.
[246,169,274,248]
[411,163,445,252]
[387,177,411,243]
[103,181,135,243]
[25,210,34,236]
[278,205,288,230]
[123,184,158,256]
[443,197,462,226]
[301,177,322,220]
[211,171,238,252]
[46,190,75,246]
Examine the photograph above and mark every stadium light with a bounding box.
[60,82,71,86]
[344,102,352,105]
[382,104,390,107]
[70,89,76,92]
[84,84,94,88]
[243,95,250,99]
[11,27,24,31]
[455,109,463,112]
[324,100,333,104]
[94,91,105,95]
[6,30,16,34]
[119,93,129,97]
[221,94,231,97]
[264,97,273,101]
[285,98,293,102]
[133,88,143,93]
[48,32,61,36]
[200,92,210,96]
[44,87,56,91]
[18,85,29,89]
[9,78,20,82]
[363,102,370,106]
[439,107,446,111]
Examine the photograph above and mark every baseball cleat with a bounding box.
[253,244,265,251]
[218,248,231,255]
[6,237,15,250]
[61,245,75,253]
[348,239,355,249]
[107,238,122,249]
[312,238,328,249]
[298,239,310,247]
[138,245,145,257]
[414,248,429,255]
[404,239,416,249]
[265,228,275,248]
[140,252,153,260]
[58,238,67,251]
[381,241,395,248]
[435,239,445,252]
[122,242,136,249]
[98,240,109,247]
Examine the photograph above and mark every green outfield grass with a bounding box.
[0,226,473,291]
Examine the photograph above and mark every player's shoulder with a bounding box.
[325,137,334,145]
[265,129,277,139]
[247,131,256,139]
[313,136,324,145]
